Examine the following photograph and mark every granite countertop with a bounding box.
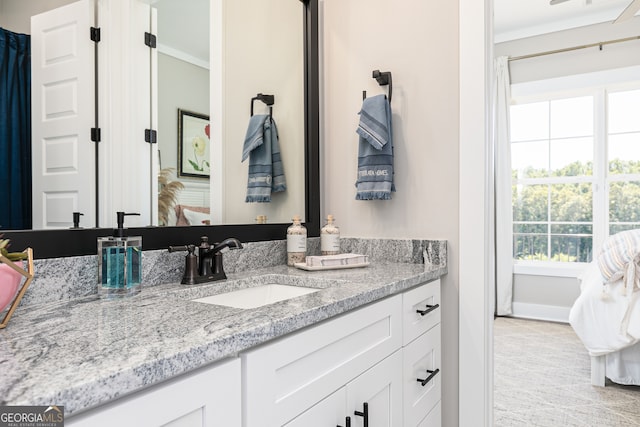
[0,261,446,416]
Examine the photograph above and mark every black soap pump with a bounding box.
[97,212,143,298]
[70,212,84,229]
[113,212,140,237]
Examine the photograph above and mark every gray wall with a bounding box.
[513,275,580,307]
[320,0,460,424]
[157,52,209,181]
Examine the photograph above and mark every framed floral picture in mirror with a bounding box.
[178,109,210,178]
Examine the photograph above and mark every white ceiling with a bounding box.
[494,0,639,42]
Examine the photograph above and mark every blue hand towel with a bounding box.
[242,114,286,202]
[355,94,395,200]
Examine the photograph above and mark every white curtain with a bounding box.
[494,56,513,316]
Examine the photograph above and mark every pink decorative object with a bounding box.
[0,262,23,312]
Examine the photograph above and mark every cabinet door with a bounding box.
[346,350,403,427]
[66,358,241,427]
[403,325,441,427]
[283,388,346,427]
[417,402,441,427]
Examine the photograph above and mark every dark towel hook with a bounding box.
[362,70,392,102]
[251,93,275,118]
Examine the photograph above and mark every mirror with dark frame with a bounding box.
[2,0,319,258]
[1,0,311,231]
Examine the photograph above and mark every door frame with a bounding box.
[458,0,493,426]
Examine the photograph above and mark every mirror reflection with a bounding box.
[213,0,305,226]
[156,0,211,226]
[0,0,306,231]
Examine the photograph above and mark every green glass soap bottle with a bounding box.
[97,212,142,298]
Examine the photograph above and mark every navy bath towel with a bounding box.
[355,94,395,200]
[242,114,286,202]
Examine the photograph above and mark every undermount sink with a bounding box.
[192,283,321,309]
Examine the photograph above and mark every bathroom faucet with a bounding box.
[169,237,243,285]
[199,237,243,279]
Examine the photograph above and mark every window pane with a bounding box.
[513,232,548,261]
[512,140,548,179]
[609,181,640,224]
[514,223,547,234]
[550,235,592,263]
[550,96,593,139]
[608,89,640,134]
[610,223,640,235]
[550,183,592,222]
[609,134,640,175]
[550,224,592,235]
[510,101,549,142]
[513,184,548,222]
[550,137,593,176]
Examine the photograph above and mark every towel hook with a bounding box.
[362,70,392,103]
[251,93,275,118]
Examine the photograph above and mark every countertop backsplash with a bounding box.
[15,237,446,309]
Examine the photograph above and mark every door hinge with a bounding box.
[145,129,157,144]
[91,128,101,142]
[90,27,101,43]
[144,32,157,48]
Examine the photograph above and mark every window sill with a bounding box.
[513,261,589,278]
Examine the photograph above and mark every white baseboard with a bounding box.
[511,302,571,323]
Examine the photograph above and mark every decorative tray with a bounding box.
[293,262,370,271]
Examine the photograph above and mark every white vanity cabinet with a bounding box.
[66,357,241,427]
[242,278,442,427]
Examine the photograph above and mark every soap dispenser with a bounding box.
[70,212,84,229]
[287,215,307,266]
[320,214,340,255]
[98,212,142,298]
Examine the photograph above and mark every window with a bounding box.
[510,85,640,265]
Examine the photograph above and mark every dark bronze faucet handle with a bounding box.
[168,244,199,285]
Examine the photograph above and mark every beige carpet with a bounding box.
[494,317,640,426]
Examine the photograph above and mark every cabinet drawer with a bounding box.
[403,279,441,345]
[403,324,441,427]
[242,294,403,426]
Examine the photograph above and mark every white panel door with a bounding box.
[97,0,154,228]
[31,0,95,229]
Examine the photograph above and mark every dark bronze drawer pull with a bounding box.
[417,368,440,386]
[354,402,368,427]
[416,303,439,316]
